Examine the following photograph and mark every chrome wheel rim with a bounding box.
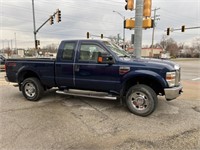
[24,83,36,98]
[130,92,149,111]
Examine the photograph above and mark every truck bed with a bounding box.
[6,58,56,87]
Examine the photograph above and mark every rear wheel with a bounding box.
[126,84,157,117]
[22,77,44,101]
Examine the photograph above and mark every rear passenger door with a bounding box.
[74,42,120,91]
[55,41,77,88]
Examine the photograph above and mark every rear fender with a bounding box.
[17,66,40,84]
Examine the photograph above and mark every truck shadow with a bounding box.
[40,89,174,116]
[41,89,127,112]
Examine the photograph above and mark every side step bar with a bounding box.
[56,89,117,100]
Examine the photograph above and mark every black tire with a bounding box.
[22,77,44,101]
[126,84,158,117]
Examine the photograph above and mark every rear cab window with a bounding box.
[62,42,76,61]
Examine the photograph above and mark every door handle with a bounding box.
[74,64,80,72]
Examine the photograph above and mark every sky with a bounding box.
[0,0,200,49]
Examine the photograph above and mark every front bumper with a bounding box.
[164,85,183,101]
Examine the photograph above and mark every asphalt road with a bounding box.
[176,59,200,81]
[0,59,200,150]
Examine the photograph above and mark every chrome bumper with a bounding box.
[164,85,183,101]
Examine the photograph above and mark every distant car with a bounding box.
[0,55,6,71]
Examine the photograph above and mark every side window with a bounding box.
[62,42,75,61]
[79,44,108,62]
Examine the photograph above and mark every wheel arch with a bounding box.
[122,71,167,97]
[17,67,42,90]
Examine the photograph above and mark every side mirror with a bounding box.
[97,53,114,64]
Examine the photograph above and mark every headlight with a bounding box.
[166,72,176,87]
[174,64,180,70]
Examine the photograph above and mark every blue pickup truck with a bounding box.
[5,40,182,116]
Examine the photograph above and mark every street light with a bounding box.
[113,10,125,50]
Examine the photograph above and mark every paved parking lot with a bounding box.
[0,59,200,150]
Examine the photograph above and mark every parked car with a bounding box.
[0,55,6,71]
[5,40,183,116]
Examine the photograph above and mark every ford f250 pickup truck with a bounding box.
[5,40,183,116]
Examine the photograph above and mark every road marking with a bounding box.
[192,77,200,81]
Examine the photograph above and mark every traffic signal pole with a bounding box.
[35,11,58,34]
[166,26,200,35]
[32,0,37,49]
[134,0,144,58]
[32,0,61,49]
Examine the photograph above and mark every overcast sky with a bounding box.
[0,0,200,49]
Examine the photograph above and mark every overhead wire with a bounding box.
[1,1,123,27]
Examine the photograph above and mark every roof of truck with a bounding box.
[61,39,111,42]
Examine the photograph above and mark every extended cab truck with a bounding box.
[5,40,183,116]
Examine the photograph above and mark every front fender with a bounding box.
[122,70,168,88]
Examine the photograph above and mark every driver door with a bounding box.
[74,42,120,91]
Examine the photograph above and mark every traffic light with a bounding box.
[167,28,170,36]
[87,32,89,39]
[143,0,152,17]
[37,40,40,46]
[124,18,153,29]
[35,40,40,49]
[125,0,134,11]
[49,15,54,25]
[143,18,153,28]
[101,34,103,39]
[56,9,61,23]
[181,25,185,32]
[124,19,135,29]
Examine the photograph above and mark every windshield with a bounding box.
[103,41,131,58]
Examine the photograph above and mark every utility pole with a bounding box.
[151,8,160,57]
[32,0,37,49]
[10,40,13,50]
[113,10,126,50]
[2,40,4,50]
[14,33,17,51]
[117,33,120,45]
[7,41,9,49]
[134,0,144,58]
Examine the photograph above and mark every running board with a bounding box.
[56,89,117,100]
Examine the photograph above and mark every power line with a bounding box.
[1,2,122,26]
[161,8,198,22]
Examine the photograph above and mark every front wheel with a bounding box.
[22,77,44,101]
[126,84,158,117]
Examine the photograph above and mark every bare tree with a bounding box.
[43,44,58,53]
[166,41,179,57]
[4,48,12,57]
[109,35,118,44]
[159,35,179,57]
[191,37,200,57]
[192,37,200,52]
[160,35,168,50]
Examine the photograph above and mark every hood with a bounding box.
[139,58,176,68]
[119,57,179,72]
